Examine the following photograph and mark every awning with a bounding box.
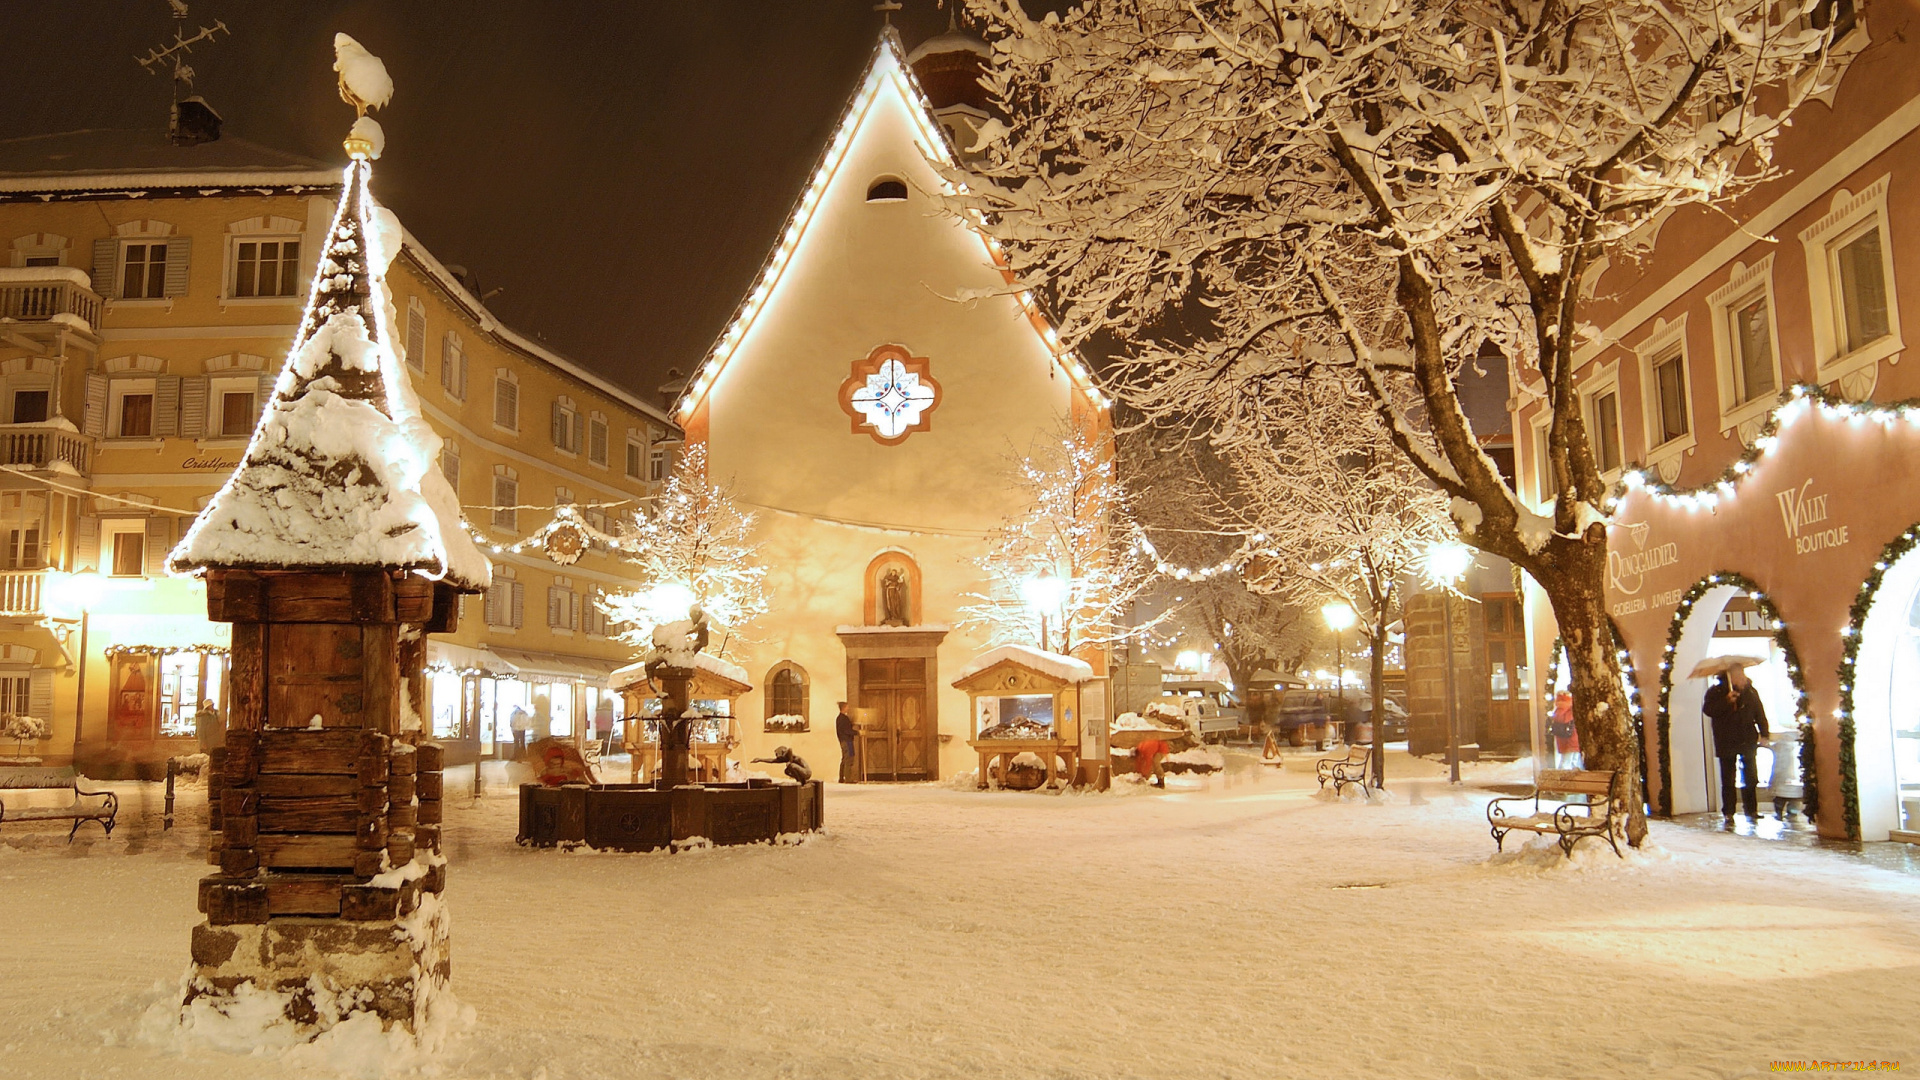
[425,641,512,676]
[488,647,629,689]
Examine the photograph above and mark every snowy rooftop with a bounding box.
[170,157,488,591]
[611,651,752,691]
[953,644,1095,687]
[0,130,337,192]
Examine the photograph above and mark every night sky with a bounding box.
[0,1,1013,399]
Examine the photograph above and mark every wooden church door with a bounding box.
[857,658,928,781]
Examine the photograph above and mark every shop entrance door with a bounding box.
[858,658,928,781]
[1482,594,1529,752]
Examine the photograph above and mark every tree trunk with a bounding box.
[1534,542,1648,846]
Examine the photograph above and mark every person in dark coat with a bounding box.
[1702,666,1770,823]
[835,701,857,783]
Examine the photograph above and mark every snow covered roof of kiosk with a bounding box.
[953,644,1093,687]
[169,152,489,591]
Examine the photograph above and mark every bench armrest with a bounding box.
[72,781,117,817]
[1487,793,1536,823]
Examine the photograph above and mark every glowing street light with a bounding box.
[1424,540,1477,786]
[1021,569,1068,653]
[43,570,112,758]
[1424,541,1476,591]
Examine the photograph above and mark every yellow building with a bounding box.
[0,130,675,776]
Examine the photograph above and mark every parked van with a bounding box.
[1159,681,1246,743]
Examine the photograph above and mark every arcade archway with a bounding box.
[1837,524,1920,842]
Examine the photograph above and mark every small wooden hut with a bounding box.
[953,645,1099,790]
[612,653,751,782]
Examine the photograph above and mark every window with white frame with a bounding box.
[649,444,667,482]
[1633,316,1695,465]
[1650,350,1690,448]
[210,375,259,437]
[625,437,643,480]
[1531,420,1554,504]
[110,378,157,438]
[550,396,578,454]
[1800,175,1902,381]
[547,578,578,631]
[119,241,168,299]
[494,371,519,431]
[1584,383,1624,475]
[0,671,29,717]
[104,520,147,577]
[492,466,519,531]
[440,331,467,399]
[587,414,608,467]
[1706,257,1783,426]
[230,238,300,298]
[484,565,523,629]
[441,439,461,494]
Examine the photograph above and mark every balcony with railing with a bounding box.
[0,268,102,333]
[0,570,42,616]
[0,423,90,475]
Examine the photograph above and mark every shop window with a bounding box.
[764,662,809,729]
[10,389,47,425]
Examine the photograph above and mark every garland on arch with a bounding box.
[1654,572,1812,821]
[1544,626,1647,807]
[1830,524,1920,841]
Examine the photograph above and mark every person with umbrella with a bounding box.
[1697,656,1770,825]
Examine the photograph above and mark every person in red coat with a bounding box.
[1135,738,1171,787]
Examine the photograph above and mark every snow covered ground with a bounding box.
[1,751,1916,1078]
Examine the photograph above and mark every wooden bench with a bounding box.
[0,766,118,841]
[1487,768,1624,858]
[1315,744,1372,796]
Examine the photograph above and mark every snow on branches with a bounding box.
[958,423,1158,653]
[598,444,767,654]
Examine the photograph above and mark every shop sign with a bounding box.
[1775,478,1849,555]
[1608,521,1680,599]
[181,455,241,471]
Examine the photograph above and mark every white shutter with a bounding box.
[83,373,107,438]
[484,582,503,626]
[458,352,469,399]
[405,302,427,372]
[440,333,455,393]
[143,517,170,577]
[28,670,51,721]
[551,401,565,447]
[162,237,191,297]
[256,373,276,424]
[91,239,118,297]
[547,587,562,628]
[180,376,209,438]
[510,582,524,628]
[154,374,180,437]
[74,516,99,572]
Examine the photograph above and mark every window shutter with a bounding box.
[28,670,51,721]
[406,304,427,372]
[180,376,209,438]
[547,587,562,627]
[154,374,181,437]
[143,517,171,576]
[75,516,99,572]
[510,581,524,628]
[83,373,107,438]
[569,591,579,630]
[163,236,191,297]
[255,373,276,424]
[484,582,502,626]
[458,352,469,399]
[91,239,118,298]
[551,400,565,447]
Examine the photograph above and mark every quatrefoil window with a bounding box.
[838,344,942,445]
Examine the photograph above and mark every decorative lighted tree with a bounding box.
[959,422,1159,654]
[600,442,767,655]
[948,0,1848,842]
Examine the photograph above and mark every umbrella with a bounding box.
[1687,654,1767,679]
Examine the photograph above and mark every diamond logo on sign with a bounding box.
[839,344,942,445]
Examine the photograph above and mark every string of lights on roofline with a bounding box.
[671,38,1108,424]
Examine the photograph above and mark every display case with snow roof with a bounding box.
[952,644,1104,790]
[610,641,751,784]
[164,36,486,1039]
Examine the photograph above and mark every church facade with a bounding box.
[673,31,1110,781]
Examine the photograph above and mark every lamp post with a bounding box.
[1320,600,1356,755]
[45,571,109,766]
[1021,570,1067,654]
[1424,542,1476,786]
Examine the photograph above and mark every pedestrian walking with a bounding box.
[1549,691,1578,768]
[509,704,532,761]
[1703,666,1769,823]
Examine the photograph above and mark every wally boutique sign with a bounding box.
[1775,479,1850,555]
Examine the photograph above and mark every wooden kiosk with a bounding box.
[612,655,751,783]
[954,645,1098,790]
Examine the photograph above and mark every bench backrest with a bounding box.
[1348,746,1371,763]
[0,765,79,789]
[1536,768,1618,798]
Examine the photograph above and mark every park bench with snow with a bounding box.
[0,766,118,841]
[1315,744,1373,797]
[1486,768,1625,858]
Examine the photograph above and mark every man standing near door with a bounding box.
[1703,667,1769,824]
[836,701,858,783]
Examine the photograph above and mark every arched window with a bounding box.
[764,662,809,731]
[866,177,908,203]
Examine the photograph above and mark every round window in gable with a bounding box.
[866,177,909,203]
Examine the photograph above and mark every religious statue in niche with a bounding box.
[879,567,910,626]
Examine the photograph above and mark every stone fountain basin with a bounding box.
[517,778,823,851]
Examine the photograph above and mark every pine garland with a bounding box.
[1799,718,1821,828]
[1543,627,1647,805]
[1829,524,1920,841]
[1654,572,1810,821]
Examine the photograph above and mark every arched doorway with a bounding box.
[1656,574,1810,822]
[1838,525,1920,842]
[1545,624,1648,804]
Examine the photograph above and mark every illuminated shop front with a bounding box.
[424,641,622,763]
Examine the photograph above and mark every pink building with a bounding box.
[1511,0,1920,842]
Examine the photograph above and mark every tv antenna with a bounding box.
[135,1,230,93]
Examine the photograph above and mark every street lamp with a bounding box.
[44,570,111,763]
[1424,541,1476,785]
[1320,601,1356,755]
[1021,569,1067,653]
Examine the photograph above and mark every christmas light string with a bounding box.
[1826,523,1920,841]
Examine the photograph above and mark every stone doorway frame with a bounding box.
[836,626,947,781]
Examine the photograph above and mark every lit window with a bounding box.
[110,531,144,577]
[232,239,300,298]
[120,242,167,299]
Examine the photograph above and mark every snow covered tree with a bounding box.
[601,443,767,657]
[959,422,1158,654]
[950,0,1845,842]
